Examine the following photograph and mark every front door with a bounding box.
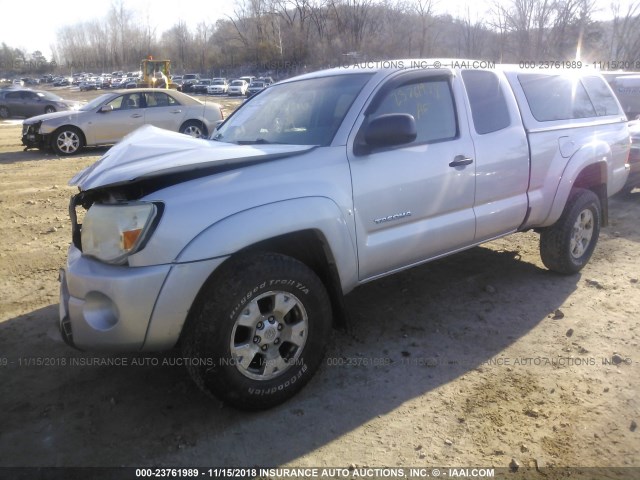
[348,71,477,281]
[92,93,145,144]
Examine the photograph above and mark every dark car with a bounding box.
[180,73,201,93]
[79,81,99,92]
[192,79,212,95]
[0,89,79,119]
[246,80,267,97]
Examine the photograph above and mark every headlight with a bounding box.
[81,202,159,265]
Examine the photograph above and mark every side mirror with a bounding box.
[355,113,417,155]
[100,105,113,113]
[365,113,417,146]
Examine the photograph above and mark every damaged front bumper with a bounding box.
[21,121,49,150]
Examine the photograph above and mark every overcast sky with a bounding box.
[0,0,237,58]
[0,0,630,59]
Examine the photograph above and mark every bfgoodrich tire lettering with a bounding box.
[181,252,332,410]
[540,188,601,274]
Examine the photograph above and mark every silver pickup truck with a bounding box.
[59,61,630,409]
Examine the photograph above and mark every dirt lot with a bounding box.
[0,87,638,478]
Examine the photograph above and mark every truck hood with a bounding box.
[70,125,315,191]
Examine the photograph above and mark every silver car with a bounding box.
[22,88,223,155]
[0,89,79,119]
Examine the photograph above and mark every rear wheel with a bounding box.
[51,126,83,156]
[181,252,332,410]
[540,188,601,274]
[180,120,207,138]
[0,106,9,119]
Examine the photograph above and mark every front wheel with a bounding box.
[44,106,56,114]
[51,126,83,156]
[0,106,9,119]
[181,252,332,410]
[540,188,601,274]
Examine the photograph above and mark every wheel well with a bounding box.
[239,230,349,328]
[573,162,608,226]
[178,230,349,349]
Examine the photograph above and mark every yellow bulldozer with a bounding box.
[138,57,177,89]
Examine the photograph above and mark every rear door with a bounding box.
[348,70,477,281]
[142,91,185,131]
[21,91,42,117]
[460,69,530,241]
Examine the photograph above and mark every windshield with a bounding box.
[213,73,373,146]
[80,94,113,111]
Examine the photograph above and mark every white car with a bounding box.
[227,79,248,96]
[207,79,229,95]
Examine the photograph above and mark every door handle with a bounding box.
[170,110,182,114]
[131,113,143,118]
[449,155,474,167]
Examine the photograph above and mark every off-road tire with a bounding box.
[540,188,601,274]
[181,252,332,410]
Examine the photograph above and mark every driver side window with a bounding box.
[372,78,458,144]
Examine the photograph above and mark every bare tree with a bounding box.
[413,0,435,57]
[609,0,640,61]
[458,6,488,58]
[108,0,133,67]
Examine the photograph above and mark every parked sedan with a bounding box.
[22,88,223,155]
[207,79,228,95]
[79,81,99,92]
[227,79,248,96]
[246,80,267,97]
[192,79,212,95]
[0,89,79,119]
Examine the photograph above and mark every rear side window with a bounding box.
[461,70,511,134]
[372,78,457,144]
[582,76,622,116]
[518,74,596,121]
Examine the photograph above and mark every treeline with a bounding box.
[3,0,640,78]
